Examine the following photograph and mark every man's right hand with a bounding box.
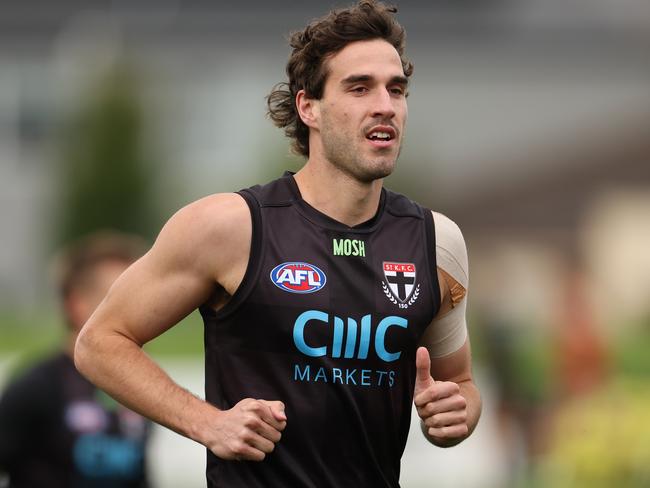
[209,398,287,461]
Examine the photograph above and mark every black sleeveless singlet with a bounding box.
[200,172,440,487]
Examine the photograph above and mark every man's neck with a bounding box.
[294,159,383,227]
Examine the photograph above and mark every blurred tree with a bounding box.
[55,61,160,247]
[536,379,650,488]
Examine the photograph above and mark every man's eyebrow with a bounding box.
[341,74,372,85]
[340,74,409,86]
[389,75,409,87]
[341,75,409,89]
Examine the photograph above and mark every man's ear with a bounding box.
[296,89,320,130]
[64,291,87,333]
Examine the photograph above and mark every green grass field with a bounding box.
[3,309,650,381]
[0,309,204,360]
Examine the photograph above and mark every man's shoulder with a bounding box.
[152,193,252,280]
[163,192,251,245]
[383,187,427,219]
[431,211,466,249]
[380,188,466,247]
[0,353,65,409]
[431,211,469,290]
[6,353,66,385]
[239,173,297,207]
[179,192,250,224]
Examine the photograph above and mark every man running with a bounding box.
[75,1,482,486]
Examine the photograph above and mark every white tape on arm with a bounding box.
[423,212,470,358]
[433,212,468,290]
[427,298,468,358]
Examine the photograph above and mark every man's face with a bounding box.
[66,259,130,332]
[315,39,408,183]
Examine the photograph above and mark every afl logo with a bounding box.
[270,262,327,294]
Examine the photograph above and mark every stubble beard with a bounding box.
[321,123,401,184]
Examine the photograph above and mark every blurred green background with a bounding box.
[1,1,650,487]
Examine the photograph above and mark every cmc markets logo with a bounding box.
[270,262,327,294]
[293,310,408,362]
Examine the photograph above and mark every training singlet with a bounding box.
[200,173,440,488]
[0,353,149,488]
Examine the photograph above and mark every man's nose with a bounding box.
[371,88,396,119]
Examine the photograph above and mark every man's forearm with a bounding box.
[421,380,482,448]
[74,328,215,446]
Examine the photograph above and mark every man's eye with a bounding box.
[352,86,368,93]
[390,87,405,95]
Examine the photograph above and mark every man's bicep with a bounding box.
[82,192,250,346]
[419,290,468,360]
[428,339,473,384]
[85,201,224,345]
[94,250,215,345]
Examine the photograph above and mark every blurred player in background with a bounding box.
[0,231,151,488]
[74,1,481,487]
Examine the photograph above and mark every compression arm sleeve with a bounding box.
[425,212,469,358]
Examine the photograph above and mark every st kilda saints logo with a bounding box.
[381,262,420,309]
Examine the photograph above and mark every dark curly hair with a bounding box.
[267,0,413,157]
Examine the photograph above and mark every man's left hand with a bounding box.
[413,346,469,445]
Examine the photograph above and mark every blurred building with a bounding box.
[1,0,649,325]
[2,2,649,487]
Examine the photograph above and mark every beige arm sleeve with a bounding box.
[425,212,469,358]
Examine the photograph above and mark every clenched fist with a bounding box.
[208,398,287,461]
[413,347,468,445]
